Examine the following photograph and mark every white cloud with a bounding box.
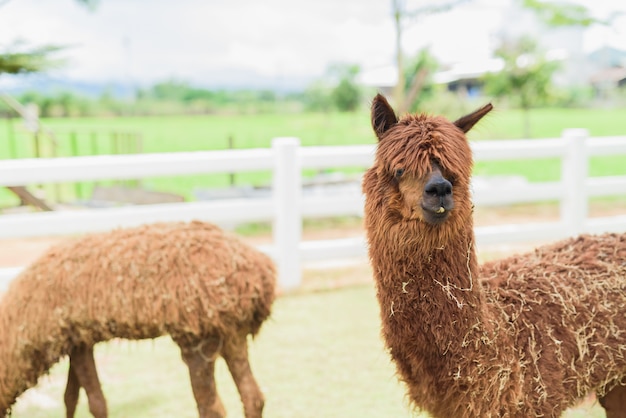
[0,0,624,87]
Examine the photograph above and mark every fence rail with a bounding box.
[1,130,626,289]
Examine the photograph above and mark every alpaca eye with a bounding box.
[395,168,405,178]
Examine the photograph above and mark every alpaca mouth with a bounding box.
[421,205,451,224]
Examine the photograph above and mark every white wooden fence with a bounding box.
[1,129,626,289]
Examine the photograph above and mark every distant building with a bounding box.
[433,59,504,97]
[357,59,504,98]
[497,1,626,94]
[587,46,626,94]
[589,66,626,99]
[358,0,625,99]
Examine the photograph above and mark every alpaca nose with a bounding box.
[424,177,452,198]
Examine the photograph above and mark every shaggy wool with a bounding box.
[0,220,276,415]
[481,233,626,411]
[363,93,626,418]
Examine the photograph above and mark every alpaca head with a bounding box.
[364,94,492,245]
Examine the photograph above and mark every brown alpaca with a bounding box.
[0,221,276,418]
[363,93,626,418]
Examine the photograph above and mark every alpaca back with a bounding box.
[0,220,276,414]
[480,232,626,413]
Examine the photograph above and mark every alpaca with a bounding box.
[363,93,626,418]
[0,220,276,418]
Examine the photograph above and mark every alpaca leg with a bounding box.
[69,345,108,418]
[599,384,626,418]
[221,333,264,418]
[178,337,226,418]
[64,361,80,418]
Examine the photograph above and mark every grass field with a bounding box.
[10,283,605,418]
[1,107,625,205]
[8,106,626,151]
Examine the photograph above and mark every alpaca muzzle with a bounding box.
[421,175,454,224]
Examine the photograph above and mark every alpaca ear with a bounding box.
[371,93,398,140]
[453,103,493,133]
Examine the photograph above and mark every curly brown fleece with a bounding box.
[363,93,626,418]
[0,220,276,416]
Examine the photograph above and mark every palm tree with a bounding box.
[0,0,98,75]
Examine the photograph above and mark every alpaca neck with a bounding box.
[368,216,486,356]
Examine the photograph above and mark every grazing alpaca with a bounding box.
[363,94,626,418]
[0,220,276,418]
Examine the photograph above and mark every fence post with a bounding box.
[560,128,588,236]
[272,137,302,289]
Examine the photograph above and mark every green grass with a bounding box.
[469,107,626,140]
[9,284,606,418]
[0,107,625,206]
[21,107,626,150]
[40,111,376,152]
[11,285,414,418]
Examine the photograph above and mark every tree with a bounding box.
[303,63,362,112]
[0,0,97,76]
[302,80,333,112]
[521,0,601,27]
[0,44,64,75]
[390,0,468,113]
[150,79,191,101]
[75,0,99,10]
[329,64,361,112]
[483,37,560,138]
[402,48,438,113]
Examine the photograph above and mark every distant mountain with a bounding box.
[0,74,136,98]
[0,69,313,98]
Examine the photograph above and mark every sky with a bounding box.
[0,0,625,90]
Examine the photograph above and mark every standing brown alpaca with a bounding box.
[363,93,626,417]
[0,221,276,418]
